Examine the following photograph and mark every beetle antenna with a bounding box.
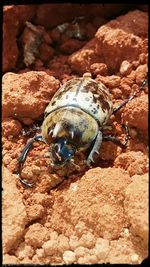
[113,78,147,114]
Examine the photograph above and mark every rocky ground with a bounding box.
[2,4,148,264]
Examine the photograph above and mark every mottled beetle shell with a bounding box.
[18,77,116,185]
[44,77,113,125]
[18,76,147,187]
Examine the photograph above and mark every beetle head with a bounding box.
[43,109,99,166]
[51,137,75,166]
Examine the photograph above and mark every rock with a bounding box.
[124,173,148,247]
[95,27,143,71]
[63,250,76,264]
[15,242,34,260]
[3,5,35,72]
[96,75,121,88]
[90,63,108,76]
[35,4,128,28]
[3,254,20,264]
[26,204,45,222]
[108,9,148,38]
[68,10,147,74]
[42,239,58,256]
[49,167,132,240]
[94,238,110,260]
[39,43,54,62]
[79,232,95,248]
[135,64,148,84]
[114,151,148,176]
[59,39,85,54]
[25,223,50,248]
[2,71,60,120]
[120,60,132,76]
[77,254,98,264]
[122,94,148,132]
[57,235,70,253]
[74,246,90,258]
[2,166,27,254]
[2,118,22,137]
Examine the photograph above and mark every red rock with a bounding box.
[3,5,35,72]
[2,166,27,254]
[47,55,71,79]
[49,28,61,43]
[124,173,148,247]
[111,88,122,99]
[2,71,60,120]
[120,60,132,76]
[68,38,101,74]
[135,64,148,84]
[39,43,54,62]
[90,63,108,76]
[95,27,143,71]
[119,82,132,97]
[26,204,45,222]
[25,223,50,248]
[43,32,53,45]
[68,10,147,74]
[139,53,147,64]
[108,10,148,38]
[85,22,97,39]
[122,94,148,131]
[35,4,129,28]
[15,242,34,260]
[114,151,148,176]
[92,16,107,28]
[2,118,22,137]
[96,75,121,88]
[49,167,132,239]
[3,254,20,265]
[59,39,85,54]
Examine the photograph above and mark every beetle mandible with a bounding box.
[18,76,147,187]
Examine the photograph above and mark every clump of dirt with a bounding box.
[2,4,148,265]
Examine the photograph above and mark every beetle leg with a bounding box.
[86,131,102,167]
[103,124,129,149]
[18,135,45,188]
[113,79,147,114]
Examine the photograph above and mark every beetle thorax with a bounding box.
[41,107,99,147]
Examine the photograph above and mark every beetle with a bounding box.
[18,76,147,188]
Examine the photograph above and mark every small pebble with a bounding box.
[131,254,139,263]
[120,60,132,76]
[63,250,76,264]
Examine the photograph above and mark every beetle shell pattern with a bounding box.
[44,77,113,126]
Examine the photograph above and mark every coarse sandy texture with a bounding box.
[2,5,148,265]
